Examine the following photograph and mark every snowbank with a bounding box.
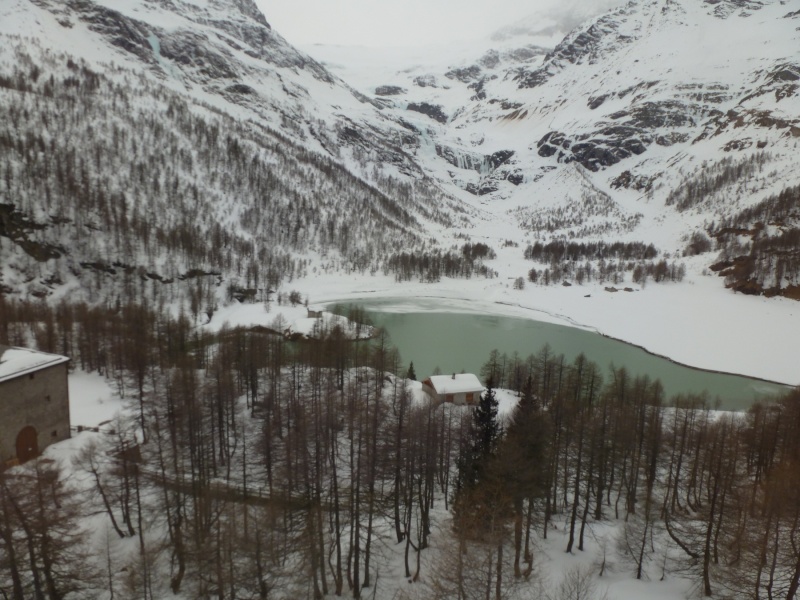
[204,302,374,340]
[68,370,124,429]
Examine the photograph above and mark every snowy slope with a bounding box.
[4,0,798,282]
[0,0,475,305]
[308,0,800,262]
[0,0,430,176]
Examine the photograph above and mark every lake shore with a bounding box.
[299,270,799,388]
[204,260,799,389]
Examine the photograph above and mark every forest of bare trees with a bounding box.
[523,240,686,288]
[2,3,800,598]
[0,41,489,308]
[711,184,800,298]
[665,153,773,212]
[1,296,799,600]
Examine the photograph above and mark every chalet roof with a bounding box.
[0,345,70,384]
[427,373,484,394]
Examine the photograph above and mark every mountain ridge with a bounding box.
[0,0,482,305]
[1,0,800,305]
[314,0,800,296]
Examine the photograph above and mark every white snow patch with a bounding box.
[68,370,123,428]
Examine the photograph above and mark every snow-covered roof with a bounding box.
[426,373,484,394]
[0,345,70,384]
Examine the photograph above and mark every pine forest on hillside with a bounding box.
[0,41,488,307]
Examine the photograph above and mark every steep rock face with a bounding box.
[537,100,699,171]
[158,30,239,80]
[434,146,514,176]
[407,102,449,124]
[33,0,332,82]
[59,0,157,65]
[515,0,769,92]
[514,0,799,175]
[219,0,271,27]
[514,14,627,90]
[696,61,800,142]
[704,0,765,18]
[375,85,406,96]
[445,65,482,84]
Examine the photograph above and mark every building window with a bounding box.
[46,395,51,402]
[51,430,58,438]
[29,373,34,380]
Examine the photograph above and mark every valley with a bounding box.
[1,1,799,598]
[1,0,798,385]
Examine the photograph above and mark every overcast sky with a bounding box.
[257,0,624,48]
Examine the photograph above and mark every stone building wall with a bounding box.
[0,362,71,465]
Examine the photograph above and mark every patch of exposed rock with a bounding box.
[375,85,406,96]
[407,102,448,124]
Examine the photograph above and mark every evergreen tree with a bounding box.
[406,361,416,381]
[453,378,504,534]
[472,380,501,465]
[498,378,551,576]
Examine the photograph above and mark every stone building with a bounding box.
[0,345,70,468]
[421,373,484,406]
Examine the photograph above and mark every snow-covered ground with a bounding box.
[67,370,124,429]
[3,1,797,597]
[2,0,797,391]
[278,0,800,390]
[205,302,374,340]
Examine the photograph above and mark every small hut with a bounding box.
[422,373,484,406]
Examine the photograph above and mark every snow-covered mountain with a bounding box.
[5,0,416,170]
[311,0,800,296]
[1,0,799,305]
[0,0,477,304]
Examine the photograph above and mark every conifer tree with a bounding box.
[498,379,550,576]
[473,380,502,464]
[453,378,504,535]
[457,379,501,489]
[406,361,417,381]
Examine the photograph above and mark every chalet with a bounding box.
[422,373,484,406]
[0,345,71,468]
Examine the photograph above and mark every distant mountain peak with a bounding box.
[215,0,271,28]
[703,0,765,18]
